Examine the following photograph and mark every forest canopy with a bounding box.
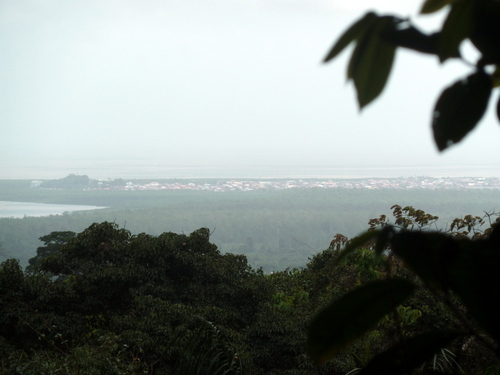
[1,206,499,374]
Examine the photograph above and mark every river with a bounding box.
[0,201,108,219]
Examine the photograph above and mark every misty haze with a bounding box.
[1,0,500,374]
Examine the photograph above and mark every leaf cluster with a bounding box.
[307,206,500,373]
[324,0,500,151]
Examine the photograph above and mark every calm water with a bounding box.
[0,201,108,219]
[2,160,499,180]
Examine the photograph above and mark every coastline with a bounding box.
[0,201,108,219]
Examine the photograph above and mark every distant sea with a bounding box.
[1,160,499,180]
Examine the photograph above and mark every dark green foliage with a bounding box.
[470,0,500,65]
[324,0,500,150]
[27,230,76,272]
[323,12,377,63]
[391,231,459,291]
[37,223,263,321]
[358,331,458,375]
[307,205,500,373]
[432,70,492,151]
[325,12,399,109]
[171,317,242,375]
[380,26,441,56]
[446,229,500,344]
[0,223,279,373]
[2,207,500,373]
[420,0,455,14]
[307,278,415,365]
[437,0,472,62]
[316,0,500,372]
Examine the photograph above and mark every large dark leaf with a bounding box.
[323,12,377,63]
[348,17,398,109]
[420,0,457,14]
[347,26,371,81]
[497,95,500,123]
[375,225,394,255]
[359,331,459,375]
[438,0,472,62]
[493,66,500,88]
[391,231,459,291]
[470,0,500,65]
[307,278,415,364]
[448,238,500,343]
[489,220,500,249]
[432,70,492,151]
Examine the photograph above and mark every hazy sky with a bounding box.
[1,0,499,178]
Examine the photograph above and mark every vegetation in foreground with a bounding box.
[1,206,499,374]
[306,0,500,372]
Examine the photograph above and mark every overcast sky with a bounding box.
[1,0,499,178]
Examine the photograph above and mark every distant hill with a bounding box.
[39,174,125,190]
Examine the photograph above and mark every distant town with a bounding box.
[32,175,500,191]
